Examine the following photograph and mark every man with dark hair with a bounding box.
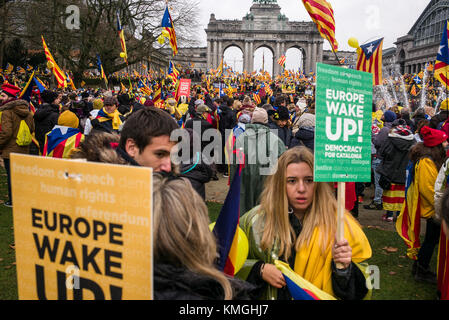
[117,107,179,172]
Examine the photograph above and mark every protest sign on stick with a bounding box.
[314,63,373,268]
[11,154,153,300]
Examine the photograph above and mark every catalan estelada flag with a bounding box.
[96,54,108,87]
[275,260,336,300]
[117,10,128,64]
[43,127,84,159]
[396,161,421,260]
[356,38,384,86]
[213,161,243,277]
[302,0,338,52]
[253,92,261,106]
[167,61,179,83]
[161,5,178,56]
[435,20,449,88]
[41,36,67,88]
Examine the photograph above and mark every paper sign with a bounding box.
[11,154,153,300]
[314,63,373,182]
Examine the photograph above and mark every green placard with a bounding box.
[314,63,373,182]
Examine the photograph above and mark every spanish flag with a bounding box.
[302,0,338,52]
[41,36,67,88]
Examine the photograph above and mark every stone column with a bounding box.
[207,40,212,71]
[311,42,317,73]
[212,40,218,69]
[317,42,323,63]
[244,41,249,72]
[249,41,254,73]
[306,43,312,73]
[218,41,223,66]
[275,41,281,75]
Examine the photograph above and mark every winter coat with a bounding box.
[184,117,214,152]
[180,160,213,200]
[294,126,315,152]
[229,124,286,215]
[153,263,255,300]
[34,103,60,153]
[218,104,237,135]
[377,133,416,184]
[430,110,449,129]
[0,99,35,158]
[268,122,293,148]
[373,122,393,159]
[434,158,449,223]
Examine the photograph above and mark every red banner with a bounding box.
[176,79,191,100]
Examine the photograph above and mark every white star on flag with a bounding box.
[366,44,375,54]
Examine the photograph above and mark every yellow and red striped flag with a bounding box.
[41,36,67,88]
[302,0,338,52]
[356,38,384,86]
[277,55,286,68]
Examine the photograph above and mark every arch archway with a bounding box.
[254,46,274,76]
[223,45,244,74]
[285,47,304,72]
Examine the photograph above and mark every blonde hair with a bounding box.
[153,174,233,299]
[259,147,339,260]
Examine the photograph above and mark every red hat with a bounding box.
[1,83,21,98]
[421,126,448,147]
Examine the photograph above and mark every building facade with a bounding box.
[384,0,449,74]
[166,0,356,74]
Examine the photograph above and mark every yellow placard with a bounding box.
[11,154,153,300]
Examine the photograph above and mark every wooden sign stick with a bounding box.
[336,181,346,270]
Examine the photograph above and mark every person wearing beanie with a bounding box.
[429,98,449,132]
[367,110,400,210]
[383,110,397,123]
[396,125,448,284]
[58,110,80,129]
[251,107,268,125]
[84,98,105,135]
[292,113,316,152]
[228,110,286,215]
[43,111,84,159]
[421,126,448,147]
[268,106,293,148]
[90,96,125,134]
[34,90,62,153]
[0,84,35,207]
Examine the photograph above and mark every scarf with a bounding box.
[96,108,123,130]
[293,214,372,298]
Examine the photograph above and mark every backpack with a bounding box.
[16,120,33,146]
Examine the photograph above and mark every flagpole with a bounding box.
[324,34,342,66]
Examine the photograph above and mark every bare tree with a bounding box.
[1,0,201,83]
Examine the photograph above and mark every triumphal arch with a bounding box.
[205,0,324,75]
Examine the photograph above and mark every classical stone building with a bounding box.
[384,0,449,74]
[166,0,356,74]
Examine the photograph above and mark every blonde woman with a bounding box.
[239,147,372,300]
[153,173,254,300]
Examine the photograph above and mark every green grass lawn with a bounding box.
[0,167,439,300]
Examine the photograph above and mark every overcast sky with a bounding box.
[191,0,431,73]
